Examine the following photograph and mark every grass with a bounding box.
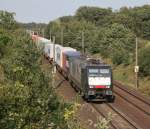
[0,65,5,83]
[113,64,135,87]
[113,64,150,96]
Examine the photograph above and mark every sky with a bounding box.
[0,0,150,23]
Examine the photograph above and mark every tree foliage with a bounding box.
[0,11,68,129]
[75,6,112,26]
[100,23,135,64]
[139,45,150,76]
[0,10,18,30]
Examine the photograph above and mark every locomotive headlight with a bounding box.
[106,85,110,88]
[89,85,94,88]
[106,90,112,95]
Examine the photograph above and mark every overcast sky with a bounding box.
[0,0,150,23]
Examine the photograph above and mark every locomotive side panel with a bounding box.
[68,58,83,91]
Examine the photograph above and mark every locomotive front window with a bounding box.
[88,69,99,76]
[89,69,99,74]
[88,68,111,77]
[100,69,110,74]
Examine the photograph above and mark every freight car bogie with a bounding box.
[82,90,115,102]
[56,65,62,73]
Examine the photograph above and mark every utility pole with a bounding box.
[52,36,56,88]
[38,29,40,35]
[49,30,52,41]
[42,29,44,37]
[82,31,85,54]
[53,36,56,73]
[135,36,139,89]
[61,28,63,46]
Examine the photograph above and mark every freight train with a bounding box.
[32,34,115,102]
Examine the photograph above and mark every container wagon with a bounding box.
[44,43,54,62]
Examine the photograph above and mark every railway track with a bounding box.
[107,103,141,129]
[114,81,150,117]
[91,103,142,129]
[114,81,150,106]
[113,81,150,129]
[91,104,117,129]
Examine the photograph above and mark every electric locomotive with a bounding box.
[68,57,115,102]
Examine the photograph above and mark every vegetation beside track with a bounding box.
[0,11,70,129]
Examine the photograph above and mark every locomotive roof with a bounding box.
[73,57,110,67]
[64,51,81,56]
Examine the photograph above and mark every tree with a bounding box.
[0,19,68,128]
[75,6,112,26]
[0,10,18,30]
[0,29,12,58]
[125,5,150,39]
[139,45,150,76]
[97,23,135,65]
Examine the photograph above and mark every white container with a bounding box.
[55,45,76,68]
[44,43,51,57]
[49,43,54,59]
[37,37,51,51]
[44,43,55,60]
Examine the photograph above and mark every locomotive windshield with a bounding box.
[89,69,99,75]
[88,68,110,76]
[100,69,109,74]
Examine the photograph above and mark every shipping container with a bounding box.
[37,37,51,51]
[44,43,54,60]
[62,51,81,72]
[32,35,38,42]
[55,46,76,68]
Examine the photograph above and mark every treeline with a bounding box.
[45,5,150,76]
[20,22,47,36]
[0,11,71,129]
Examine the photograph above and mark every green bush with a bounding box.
[0,30,68,129]
[139,46,150,76]
[112,50,130,65]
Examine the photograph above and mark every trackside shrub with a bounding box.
[139,46,150,76]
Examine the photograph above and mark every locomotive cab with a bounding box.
[81,64,115,102]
